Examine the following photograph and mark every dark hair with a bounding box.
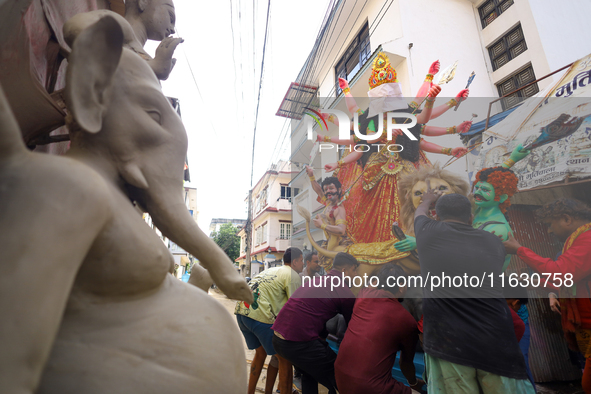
[332,252,359,270]
[536,198,591,222]
[374,263,406,296]
[321,177,342,190]
[435,194,472,224]
[356,106,422,168]
[304,250,318,263]
[283,247,302,264]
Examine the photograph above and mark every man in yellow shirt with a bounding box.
[235,247,304,394]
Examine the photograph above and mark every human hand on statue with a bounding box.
[502,234,522,254]
[325,162,338,172]
[338,78,350,90]
[421,179,444,207]
[451,147,468,157]
[509,144,531,163]
[313,215,324,229]
[394,236,417,252]
[457,121,473,134]
[410,378,427,394]
[429,60,440,75]
[427,84,441,99]
[456,88,470,102]
[549,294,561,315]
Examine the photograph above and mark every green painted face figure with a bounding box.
[473,181,506,208]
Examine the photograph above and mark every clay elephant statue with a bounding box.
[0,14,249,393]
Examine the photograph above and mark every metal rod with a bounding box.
[482,61,575,134]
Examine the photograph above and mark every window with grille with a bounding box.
[335,23,371,95]
[255,226,263,245]
[488,25,527,71]
[497,66,539,110]
[479,0,514,28]
[280,186,298,202]
[280,223,291,240]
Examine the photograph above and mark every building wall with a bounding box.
[236,161,296,270]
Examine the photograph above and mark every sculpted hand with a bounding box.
[549,294,561,315]
[320,112,339,126]
[152,37,184,80]
[325,162,338,172]
[394,236,417,252]
[427,84,442,99]
[457,121,473,134]
[313,215,324,229]
[503,234,522,254]
[456,88,470,102]
[306,165,314,177]
[392,128,403,137]
[338,78,350,90]
[451,147,468,157]
[429,60,440,75]
[509,144,531,163]
[155,37,184,61]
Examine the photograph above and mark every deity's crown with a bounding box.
[368,52,398,89]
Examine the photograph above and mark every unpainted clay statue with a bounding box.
[0,15,250,393]
[124,0,183,80]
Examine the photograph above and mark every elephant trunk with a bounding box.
[296,205,337,260]
[136,178,253,303]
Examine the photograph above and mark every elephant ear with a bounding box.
[66,16,123,133]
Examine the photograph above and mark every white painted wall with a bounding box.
[527,0,591,72]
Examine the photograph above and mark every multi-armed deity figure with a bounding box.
[0,13,250,393]
[315,53,472,245]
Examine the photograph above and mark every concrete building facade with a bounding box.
[284,0,591,252]
[236,161,298,276]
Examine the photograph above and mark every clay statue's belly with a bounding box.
[38,275,247,394]
[71,205,174,297]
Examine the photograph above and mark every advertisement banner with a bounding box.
[472,54,591,190]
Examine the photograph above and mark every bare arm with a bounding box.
[313,206,346,236]
[305,166,325,200]
[398,328,425,391]
[420,140,467,157]
[416,85,441,124]
[339,78,361,115]
[414,180,443,220]
[324,150,363,173]
[422,121,472,137]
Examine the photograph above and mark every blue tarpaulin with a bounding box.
[463,104,522,136]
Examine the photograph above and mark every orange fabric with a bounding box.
[333,150,364,243]
[346,150,430,244]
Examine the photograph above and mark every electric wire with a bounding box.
[250,0,272,187]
